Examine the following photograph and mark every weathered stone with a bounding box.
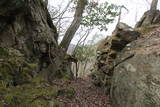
[0,0,73,106]
[92,23,140,94]
[111,26,160,107]
[135,10,160,28]
[0,0,66,79]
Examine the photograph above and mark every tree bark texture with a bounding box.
[150,0,158,10]
[60,0,87,53]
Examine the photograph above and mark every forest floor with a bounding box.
[53,77,112,107]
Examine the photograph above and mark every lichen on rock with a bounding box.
[110,23,160,107]
[0,48,37,86]
[0,48,74,106]
[91,23,140,94]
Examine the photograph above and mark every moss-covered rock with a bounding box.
[0,0,73,106]
[0,80,59,107]
[0,48,57,106]
[0,48,37,86]
[58,88,75,99]
[93,23,140,94]
[0,73,63,107]
[0,48,76,107]
[51,100,60,107]
[90,71,105,87]
[111,26,160,107]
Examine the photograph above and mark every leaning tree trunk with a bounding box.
[60,0,87,53]
[150,0,158,10]
[0,0,65,80]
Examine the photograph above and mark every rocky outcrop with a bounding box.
[0,47,75,106]
[135,10,160,28]
[93,21,160,106]
[0,0,58,69]
[0,0,73,81]
[0,1,73,106]
[91,23,140,94]
[111,26,160,107]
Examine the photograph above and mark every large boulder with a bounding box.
[111,27,160,107]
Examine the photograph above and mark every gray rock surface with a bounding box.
[91,23,140,94]
[135,10,160,28]
[111,27,160,107]
[0,0,72,81]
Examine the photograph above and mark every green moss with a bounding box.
[50,70,73,81]
[90,71,105,87]
[0,61,32,86]
[0,102,4,107]
[0,48,74,106]
[0,48,9,58]
[0,48,38,86]
[0,77,60,107]
[4,91,31,107]
[58,88,75,99]
[50,100,60,107]
[8,48,23,57]
[31,99,49,107]
[31,77,46,85]
[52,71,64,79]
[63,73,72,80]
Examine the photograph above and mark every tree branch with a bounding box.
[150,0,158,10]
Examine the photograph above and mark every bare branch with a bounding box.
[55,0,74,26]
[73,27,92,54]
[145,0,151,5]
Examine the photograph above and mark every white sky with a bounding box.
[48,0,160,44]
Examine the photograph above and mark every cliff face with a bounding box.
[111,26,160,107]
[0,0,58,49]
[0,1,73,106]
[93,21,160,106]
[0,0,72,81]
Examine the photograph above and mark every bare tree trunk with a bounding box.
[72,27,92,54]
[150,0,158,10]
[55,0,74,26]
[60,0,87,53]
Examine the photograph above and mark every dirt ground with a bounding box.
[54,78,111,107]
